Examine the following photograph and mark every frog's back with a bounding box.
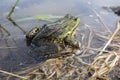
[32,14,73,41]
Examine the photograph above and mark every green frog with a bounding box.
[26,14,80,59]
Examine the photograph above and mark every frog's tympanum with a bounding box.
[26,14,80,59]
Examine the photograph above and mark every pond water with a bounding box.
[0,0,120,72]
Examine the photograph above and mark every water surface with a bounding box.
[0,0,120,72]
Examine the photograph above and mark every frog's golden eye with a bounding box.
[32,28,39,34]
[26,27,39,39]
[35,28,40,32]
[34,29,38,32]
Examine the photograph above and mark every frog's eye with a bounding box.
[26,27,39,39]
[74,18,78,21]
[31,28,39,35]
[34,28,39,33]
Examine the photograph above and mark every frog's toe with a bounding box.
[73,41,80,49]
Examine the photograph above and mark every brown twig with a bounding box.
[0,27,4,37]
[7,18,26,34]
[87,28,93,48]
[98,20,120,55]
[0,70,28,80]
[92,9,112,34]
[17,63,43,75]
[95,33,109,40]
[85,47,109,53]
[0,24,10,36]
[0,47,17,49]
[7,0,19,18]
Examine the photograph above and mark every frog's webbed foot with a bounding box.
[48,47,74,59]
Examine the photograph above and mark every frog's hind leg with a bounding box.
[48,52,72,59]
[29,44,58,60]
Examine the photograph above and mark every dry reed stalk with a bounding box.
[6,0,26,34]
[0,24,10,36]
[88,20,120,80]
[98,20,120,55]
[92,9,112,34]
[0,70,28,80]
[90,51,120,79]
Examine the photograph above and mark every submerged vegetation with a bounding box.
[0,0,120,80]
[6,0,26,34]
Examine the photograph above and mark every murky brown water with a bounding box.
[0,0,120,73]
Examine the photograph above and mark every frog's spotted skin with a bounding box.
[26,14,80,59]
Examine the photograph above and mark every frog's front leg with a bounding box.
[64,36,79,49]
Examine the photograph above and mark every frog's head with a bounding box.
[58,14,80,39]
[26,27,40,46]
[58,14,80,48]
